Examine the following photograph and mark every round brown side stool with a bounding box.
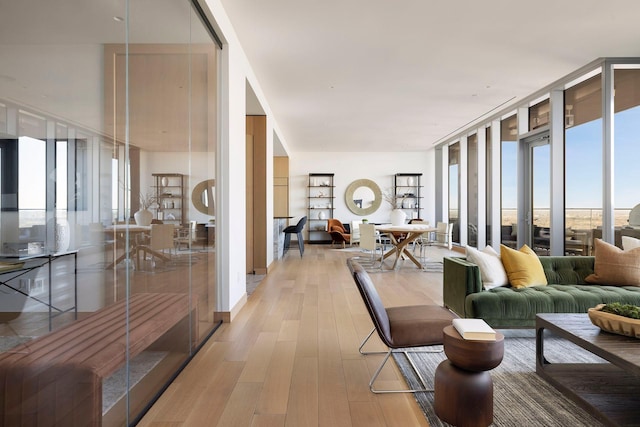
[434,325,504,427]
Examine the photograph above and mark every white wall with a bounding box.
[290,151,436,236]
[205,0,290,314]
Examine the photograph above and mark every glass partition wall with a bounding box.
[0,1,219,425]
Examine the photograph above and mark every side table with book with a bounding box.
[434,322,504,427]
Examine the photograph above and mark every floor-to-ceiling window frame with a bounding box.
[467,133,479,247]
[612,65,640,245]
[0,1,221,425]
[448,142,460,245]
[500,114,518,248]
[564,72,603,255]
[435,58,640,255]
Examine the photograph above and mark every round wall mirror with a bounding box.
[345,179,382,216]
[192,179,215,216]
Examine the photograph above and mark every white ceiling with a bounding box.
[219,0,640,153]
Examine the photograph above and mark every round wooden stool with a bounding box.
[434,325,504,427]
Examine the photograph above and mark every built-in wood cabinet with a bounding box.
[274,156,289,218]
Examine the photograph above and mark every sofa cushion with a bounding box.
[465,245,508,290]
[586,239,640,286]
[465,284,640,328]
[500,244,547,288]
[539,256,594,285]
[622,236,640,251]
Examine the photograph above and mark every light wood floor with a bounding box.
[139,244,457,427]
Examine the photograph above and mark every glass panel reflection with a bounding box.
[0,0,219,425]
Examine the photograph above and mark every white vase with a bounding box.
[46,218,70,253]
[318,211,325,220]
[390,209,407,226]
[55,219,70,252]
[161,177,169,187]
[134,209,153,226]
[407,176,414,186]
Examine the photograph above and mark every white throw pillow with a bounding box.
[466,245,509,290]
[622,236,640,251]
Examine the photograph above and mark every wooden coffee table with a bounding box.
[536,313,640,426]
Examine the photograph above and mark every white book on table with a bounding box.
[452,318,496,341]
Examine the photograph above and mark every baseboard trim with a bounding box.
[213,292,247,323]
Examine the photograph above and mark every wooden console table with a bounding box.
[536,313,640,426]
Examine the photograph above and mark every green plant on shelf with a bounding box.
[600,302,640,320]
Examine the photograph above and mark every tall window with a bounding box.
[486,127,492,246]
[501,115,518,247]
[565,74,602,254]
[467,134,478,247]
[449,143,460,244]
[613,69,640,230]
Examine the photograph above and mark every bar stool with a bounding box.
[283,216,307,257]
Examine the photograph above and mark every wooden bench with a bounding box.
[0,292,197,426]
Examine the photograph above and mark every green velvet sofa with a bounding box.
[443,255,640,328]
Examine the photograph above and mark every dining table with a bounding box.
[376,224,437,269]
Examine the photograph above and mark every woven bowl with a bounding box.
[588,304,640,338]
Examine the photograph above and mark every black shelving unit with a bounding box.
[394,173,423,220]
[307,173,335,243]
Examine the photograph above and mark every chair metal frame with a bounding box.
[358,327,443,393]
[356,223,384,270]
[347,258,454,394]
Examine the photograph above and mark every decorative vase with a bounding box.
[318,211,325,220]
[161,177,169,187]
[56,219,70,252]
[407,176,414,186]
[390,209,407,226]
[134,208,153,226]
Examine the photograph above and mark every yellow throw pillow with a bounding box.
[500,244,548,288]
[585,239,640,286]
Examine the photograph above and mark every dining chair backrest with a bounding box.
[295,216,307,232]
[359,223,378,251]
[150,224,175,251]
[351,220,363,243]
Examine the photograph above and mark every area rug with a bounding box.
[102,350,168,414]
[393,334,606,426]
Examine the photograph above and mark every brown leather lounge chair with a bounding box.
[347,258,457,393]
[327,218,350,247]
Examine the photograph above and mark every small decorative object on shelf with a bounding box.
[308,173,335,243]
[588,303,640,338]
